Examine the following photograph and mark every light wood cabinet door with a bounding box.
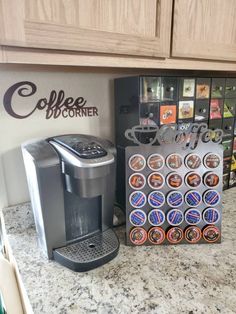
[172,0,236,61]
[0,0,173,58]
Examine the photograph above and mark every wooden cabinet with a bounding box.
[172,0,236,61]
[0,0,173,58]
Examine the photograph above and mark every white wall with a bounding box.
[0,65,129,207]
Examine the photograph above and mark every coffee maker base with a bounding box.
[53,229,119,272]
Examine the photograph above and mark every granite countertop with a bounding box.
[3,189,236,314]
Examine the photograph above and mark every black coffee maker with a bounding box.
[22,134,119,272]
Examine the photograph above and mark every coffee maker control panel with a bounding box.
[71,141,107,159]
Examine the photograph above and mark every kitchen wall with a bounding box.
[0,65,130,207]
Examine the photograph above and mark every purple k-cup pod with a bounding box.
[148,209,165,226]
[166,153,183,170]
[129,209,147,227]
[185,190,202,207]
[147,154,165,171]
[167,191,184,207]
[148,191,165,208]
[203,208,220,224]
[129,173,146,190]
[185,208,201,225]
[204,153,221,169]
[167,209,184,226]
[203,190,221,206]
[129,191,146,208]
[129,154,146,171]
[185,153,202,170]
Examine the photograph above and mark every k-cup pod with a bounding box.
[185,153,202,170]
[185,208,201,225]
[147,153,165,171]
[148,191,165,208]
[128,154,146,171]
[166,191,184,207]
[166,227,183,244]
[202,225,220,243]
[203,172,220,188]
[166,153,183,170]
[167,209,184,226]
[185,172,201,188]
[129,173,146,190]
[148,227,165,245]
[148,172,165,189]
[185,226,202,244]
[203,153,221,169]
[129,227,147,245]
[129,191,146,208]
[203,190,221,206]
[148,209,165,226]
[185,190,202,207]
[166,172,183,189]
[129,209,147,227]
[203,208,220,224]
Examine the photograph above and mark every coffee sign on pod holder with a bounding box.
[125,123,223,246]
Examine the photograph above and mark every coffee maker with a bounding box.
[22,134,119,272]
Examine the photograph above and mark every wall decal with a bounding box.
[3,81,99,119]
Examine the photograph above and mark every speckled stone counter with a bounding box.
[3,189,236,314]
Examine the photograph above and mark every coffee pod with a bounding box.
[148,209,165,226]
[166,227,183,244]
[202,225,220,243]
[185,208,201,225]
[167,209,184,226]
[203,172,220,188]
[129,173,146,190]
[129,154,146,171]
[185,172,201,188]
[129,209,147,227]
[166,153,183,170]
[147,154,165,171]
[129,191,146,208]
[166,172,183,189]
[185,190,202,207]
[185,153,202,169]
[203,208,220,224]
[167,191,184,207]
[185,226,201,244]
[148,172,165,189]
[129,227,147,245]
[203,190,221,206]
[203,153,221,169]
[148,191,165,208]
[148,227,165,245]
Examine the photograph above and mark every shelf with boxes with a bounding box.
[115,75,236,205]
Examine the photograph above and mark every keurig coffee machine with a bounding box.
[22,134,119,272]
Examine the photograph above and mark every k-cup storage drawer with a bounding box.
[194,99,210,122]
[161,77,178,101]
[223,156,232,173]
[139,102,159,126]
[211,78,225,98]
[210,99,223,120]
[223,99,236,118]
[179,77,195,100]
[159,102,177,125]
[222,137,233,157]
[178,100,194,123]
[225,78,236,98]
[209,119,222,131]
[196,78,211,100]
[222,118,234,136]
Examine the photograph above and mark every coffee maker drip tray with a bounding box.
[53,229,119,272]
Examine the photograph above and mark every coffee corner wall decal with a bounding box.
[3,81,99,119]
